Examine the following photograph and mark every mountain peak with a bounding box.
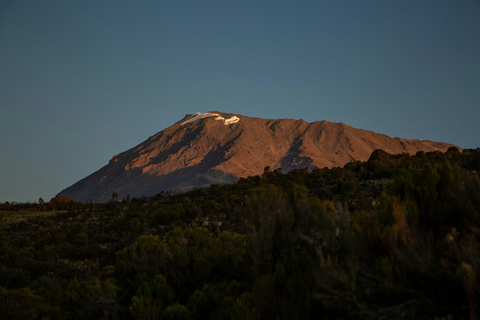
[59,112,459,202]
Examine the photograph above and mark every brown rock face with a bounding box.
[59,111,459,202]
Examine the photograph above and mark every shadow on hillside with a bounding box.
[129,167,238,200]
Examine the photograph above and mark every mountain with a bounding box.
[59,112,459,202]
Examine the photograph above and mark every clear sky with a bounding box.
[1,1,479,203]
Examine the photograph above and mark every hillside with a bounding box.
[60,112,458,202]
[1,148,479,319]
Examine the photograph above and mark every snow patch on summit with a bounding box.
[221,116,240,124]
[182,112,240,125]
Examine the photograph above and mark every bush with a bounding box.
[131,274,174,320]
[163,303,191,320]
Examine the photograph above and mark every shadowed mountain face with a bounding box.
[60,112,459,202]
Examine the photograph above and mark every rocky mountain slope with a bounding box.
[59,112,458,202]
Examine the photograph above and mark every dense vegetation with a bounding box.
[1,147,479,319]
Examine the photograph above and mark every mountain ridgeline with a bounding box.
[60,112,458,202]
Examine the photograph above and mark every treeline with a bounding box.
[0,195,83,212]
[0,148,479,319]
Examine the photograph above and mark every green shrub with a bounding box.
[131,274,174,320]
[163,303,191,320]
[122,235,168,279]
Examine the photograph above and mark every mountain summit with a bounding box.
[60,112,458,202]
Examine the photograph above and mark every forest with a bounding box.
[1,147,479,320]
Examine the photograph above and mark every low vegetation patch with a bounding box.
[0,148,479,319]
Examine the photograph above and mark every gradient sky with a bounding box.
[1,1,479,202]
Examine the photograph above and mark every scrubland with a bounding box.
[1,147,479,319]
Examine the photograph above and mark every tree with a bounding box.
[38,197,44,212]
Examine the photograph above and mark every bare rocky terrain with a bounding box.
[60,111,458,202]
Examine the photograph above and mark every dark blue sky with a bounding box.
[1,1,479,202]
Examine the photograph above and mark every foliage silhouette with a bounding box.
[0,148,479,319]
